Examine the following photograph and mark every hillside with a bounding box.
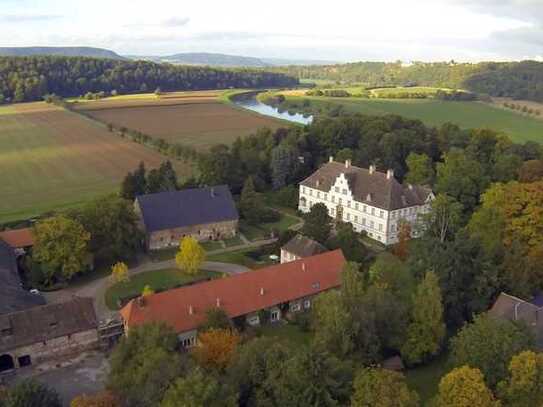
[271,60,543,102]
[0,46,125,60]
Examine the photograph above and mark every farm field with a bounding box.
[76,91,285,151]
[285,95,543,143]
[0,102,187,224]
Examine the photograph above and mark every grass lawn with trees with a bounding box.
[207,247,276,269]
[405,353,450,405]
[283,95,543,144]
[256,323,313,348]
[105,268,222,310]
[239,212,299,241]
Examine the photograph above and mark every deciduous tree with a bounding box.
[192,329,240,371]
[422,193,463,243]
[405,152,434,185]
[436,366,499,407]
[199,308,232,331]
[110,262,129,284]
[401,271,445,365]
[176,236,205,275]
[351,367,419,407]
[519,159,543,182]
[3,379,61,407]
[301,203,332,244]
[32,215,90,284]
[497,350,543,407]
[142,285,154,297]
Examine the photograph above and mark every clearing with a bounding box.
[75,91,285,151]
[0,102,186,224]
[283,95,543,143]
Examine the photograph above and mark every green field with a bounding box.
[105,268,221,310]
[0,102,186,224]
[288,96,543,143]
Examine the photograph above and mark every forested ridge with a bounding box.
[0,55,298,103]
[272,60,543,102]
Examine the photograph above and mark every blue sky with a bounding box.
[1,0,542,62]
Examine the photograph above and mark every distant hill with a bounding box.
[0,47,125,60]
[127,52,336,67]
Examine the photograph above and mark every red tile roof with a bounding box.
[121,250,346,333]
[0,228,34,249]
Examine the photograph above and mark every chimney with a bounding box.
[189,305,194,315]
[386,169,394,180]
[216,298,221,307]
[345,159,351,168]
[329,156,334,163]
[369,165,375,175]
[260,287,265,296]
[366,193,372,202]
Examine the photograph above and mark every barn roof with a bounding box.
[300,161,432,211]
[136,185,238,233]
[0,297,97,353]
[282,234,327,258]
[121,250,346,334]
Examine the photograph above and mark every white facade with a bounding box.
[299,165,433,245]
[280,248,301,264]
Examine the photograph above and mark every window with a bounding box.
[302,187,305,193]
[354,215,358,222]
[304,299,311,309]
[347,201,351,207]
[270,310,280,322]
[380,210,384,218]
[181,336,196,348]
[363,205,367,213]
[335,187,340,193]
[362,218,366,225]
[332,196,336,203]
[370,220,375,229]
[378,224,383,231]
[324,194,328,201]
[346,213,351,221]
[248,315,260,326]
[18,355,31,367]
[309,189,313,196]
[371,207,375,215]
[291,303,301,312]
[342,189,347,195]
[355,203,359,210]
[339,198,342,205]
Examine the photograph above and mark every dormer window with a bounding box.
[335,187,340,193]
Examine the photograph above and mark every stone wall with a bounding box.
[4,329,99,369]
[148,219,238,250]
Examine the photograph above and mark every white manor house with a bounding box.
[299,158,434,245]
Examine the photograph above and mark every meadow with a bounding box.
[0,102,185,223]
[286,96,543,143]
[76,91,284,151]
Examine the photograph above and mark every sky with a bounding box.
[1,0,542,62]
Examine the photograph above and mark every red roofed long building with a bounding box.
[120,250,346,347]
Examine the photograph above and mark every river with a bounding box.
[231,92,313,125]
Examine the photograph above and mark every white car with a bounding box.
[29,289,40,295]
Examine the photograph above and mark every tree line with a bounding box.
[0,55,298,103]
[270,60,543,102]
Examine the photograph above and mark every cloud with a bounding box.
[0,14,62,23]
[123,16,190,29]
[446,0,543,22]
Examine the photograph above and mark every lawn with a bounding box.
[285,95,543,144]
[207,247,276,269]
[240,213,299,241]
[257,322,313,348]
[0,102,189,224]
[105,268,221,310]
[77,91,285,151]
[405,353,450,405]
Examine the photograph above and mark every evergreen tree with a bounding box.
[401,271,446,365]
[146,168,162,194]
[158,160,178,191]
[133,161,147,196]
[239,177,262,225]
[120,172,137,201]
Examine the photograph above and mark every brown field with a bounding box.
[0,102,190,223]
[76,94,285,151]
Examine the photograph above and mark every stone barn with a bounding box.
[0,297,98,374]
[135,185,239,250]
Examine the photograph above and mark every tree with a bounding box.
[326,222,367,263]
[351,368,419,407]
[74,195,141,261]
[70,391,119,407]
[260,348,353,407]
[108,323,184,407]
[498,350,543,407]
[301,203,332,244]
[3,379,61,407]
[519,160,543,182]
[199,308,232,331]
[32,215,90,284]
[422,193,463,243]
[192,329,240,371]
[369,252,414,303]
[450,313,534,388]
[435,150,488,213]
[161,368,237,407]
[239,177,262,225]
[132,161,147,197]
[436,366,499,407]
[110,262,129,284]
[270,142,299,190]
[401,271,445,365]
[405,152,434,185]
[142,285,154,297]
[120,172,137,201]
[392,220,411,261]
[146,168,162,194]
[175,236,205,274]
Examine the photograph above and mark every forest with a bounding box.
[0,56,298,103]
[272,60,543,102]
